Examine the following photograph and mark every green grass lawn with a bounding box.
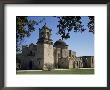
[16,68,94,75]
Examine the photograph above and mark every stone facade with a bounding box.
[16,25,94,70]
[77,56,94,68]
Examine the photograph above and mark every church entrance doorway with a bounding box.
[29,61,33,69]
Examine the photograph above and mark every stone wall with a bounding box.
[17,42,94,70]
[62,49,69,58]
[35,44,44,69]
[58,58,69,69]
[79,56,94,68]
[17,55,36,70]
[69,60,73,69]
[54,48,61,68]
[43,44,54,69]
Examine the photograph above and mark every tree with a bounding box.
[16,16,37,52]
[56,16,94,40]
[88,16,94,33]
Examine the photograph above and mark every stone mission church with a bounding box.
[16,24,94,70]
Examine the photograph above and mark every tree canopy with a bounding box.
[56,16,94,40]
[16,16,37,51]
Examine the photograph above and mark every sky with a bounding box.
[21,16,94,57]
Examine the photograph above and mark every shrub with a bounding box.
[44,63,53,71]
[16,63,21,70]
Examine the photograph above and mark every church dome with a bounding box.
[54,39,67,47]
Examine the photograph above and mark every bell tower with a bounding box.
[36,24,54,70]
[39,24,51,39]
[37,23,53,44]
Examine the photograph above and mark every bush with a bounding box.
[44,63,53,71]
[16,63,21,70]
